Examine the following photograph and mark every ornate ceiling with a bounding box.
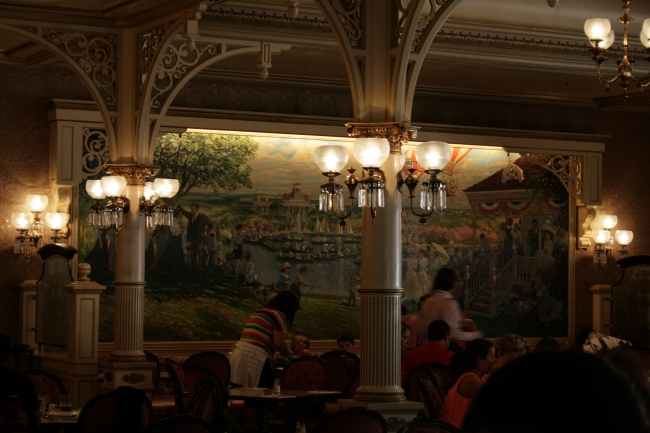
[1,0,650,110]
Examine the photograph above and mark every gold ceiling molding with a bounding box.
[346,122,419,152]
[202,8,330,32]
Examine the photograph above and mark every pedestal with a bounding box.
[63,263,106,407]
[338,399,423,433]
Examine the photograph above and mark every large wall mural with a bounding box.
[78,131,569,342]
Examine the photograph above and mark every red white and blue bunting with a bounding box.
[545,199,567,211]
[477,202,503,215]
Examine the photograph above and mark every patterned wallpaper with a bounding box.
[0,65,91,340]
[0,65,648,343]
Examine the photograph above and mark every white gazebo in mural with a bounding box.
[463,157,562,319]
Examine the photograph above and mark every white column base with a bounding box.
[337,399,424,433]
[98,360,156,398]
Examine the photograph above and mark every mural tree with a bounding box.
[154,133,259,204]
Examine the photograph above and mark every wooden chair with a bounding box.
[416,375,444,419]
[311,407,386,433]
[24,369,66,405]
[183,352,231,387]
[397,418,461,433]
[282,357,331,420]
[185,365,222,407]
[404,363,450,401]
[140,415,215,433]
[77,386,152,433]
[188,377,229,430]
[166,359,188,414]
[318,351,360,392]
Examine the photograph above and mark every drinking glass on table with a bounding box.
[59,394,73,412]
[37,395,50,415]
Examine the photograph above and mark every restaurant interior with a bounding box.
[1,0,650,432]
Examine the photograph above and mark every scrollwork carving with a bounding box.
[328,0,362,47]
[46,31,117,108]
[522,154,582,199]
[139,28,166,92]
[346,122,418,152]
[150,42,219,113]
[104,164,160,186]
[82,128,110,176]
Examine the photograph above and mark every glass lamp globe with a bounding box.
[314,145,349,173]
[143,182,159,201]
[602,215,618,230]
[86,180,106,200]
[590,30,615,49]
[415,141,451,171]
[153,178,180,199]
[11,213,33,230]
[45,213,69,231]
[615,230,633,247]
[584,18,612,41]
[26,195,48,213]
[592,230,610,244]
[352,138,390,168]
[641,30,650,49]
[101,176,127,197]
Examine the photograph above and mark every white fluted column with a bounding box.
[356,149,405,402]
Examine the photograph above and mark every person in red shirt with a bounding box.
[401,320,455,376]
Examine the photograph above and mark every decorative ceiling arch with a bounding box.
[0,23,118,159]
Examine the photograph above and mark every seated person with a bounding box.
[494,333,527,368]
[0,333,39,428]
[401,320,455,376]
[440,339,496,429]
[401,322,411,363]
[290,335,318,358]
[535,337,561,352]
[336,332,355,352]
[463,350,650,433]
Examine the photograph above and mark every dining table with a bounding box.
[39,408,79,433]
[227,388,341,429]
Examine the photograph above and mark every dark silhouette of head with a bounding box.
[428,320,451,342]
[265,290,299,328]
[463,350,650,433]
[433,267,460,292]
[535,337,561,352]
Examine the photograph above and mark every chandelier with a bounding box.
[583,0,650,101]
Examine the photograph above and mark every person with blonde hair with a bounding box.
[494,333,527,367]
[290,335,317,358]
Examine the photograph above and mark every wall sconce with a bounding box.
[45,213,69,244]
[26,194,48,237]
[86,176,129,232]
[592,215,634,267]
[139,179,180,234]
[314,139,391,226]
[11,212,37,258]
[398,141,451,223]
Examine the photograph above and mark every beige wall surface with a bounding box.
[1,64,648,344]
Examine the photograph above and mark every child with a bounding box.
[337,332,355,352]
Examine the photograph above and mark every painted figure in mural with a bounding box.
[479,233,491,254]
[449,248,467,282]
[512,223,525,256]
[150,207,185,275]
[531,277,563,327]
[345,275,360,307]
[542,230,555,259]
[290,265,313,306]
[496,218,513,269]
[277,262,292,291]
[229,291,300,388]
[417,247,433,300]
[404,250,419,301]
[232,224,245,261]
[85,229,110,273]
[418,268,484,344]
[527,219,540,257]
[209,229,223,266]
[178,202,213,267]
[235,251,257,285]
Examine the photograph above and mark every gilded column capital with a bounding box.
[104,164,160,186]
[346,122,418,153]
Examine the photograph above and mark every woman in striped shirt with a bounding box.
[230,291,300,388]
